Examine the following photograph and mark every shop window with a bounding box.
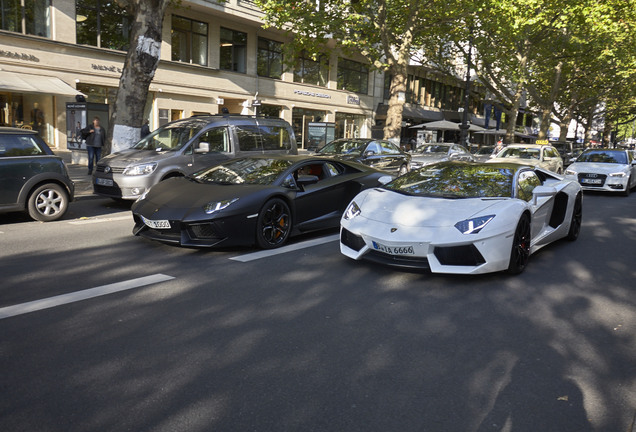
[1,0,50,37]
[294,52,328,87]
[220,27,247,73]
[257,37,282,79]
[171,15,208,66]
[337,58,369,94]
[76,0,132,50]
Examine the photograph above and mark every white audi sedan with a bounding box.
[565,148,636,196]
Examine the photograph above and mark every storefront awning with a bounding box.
[376,103,444,122]
[0,71,82,96]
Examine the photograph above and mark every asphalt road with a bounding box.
[1,193,635,432]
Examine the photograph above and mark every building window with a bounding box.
[1,0,50,37]
[294,52,328,87]
[76,0,132,50]
[338,58,369,94]
[220,27,247,73]
[171,15,208,66]
[257,37,283,79]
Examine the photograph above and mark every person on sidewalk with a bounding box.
[81,116,106,175]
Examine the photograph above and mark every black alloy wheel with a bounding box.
[256,198,292,249]
[27,183,69,222]
[507,213,531,275]
[566,195,582,241]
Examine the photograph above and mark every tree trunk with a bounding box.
[383,62,408,142]
[537,61,563,139]
[107,0,170,154]
[504,84,524,144]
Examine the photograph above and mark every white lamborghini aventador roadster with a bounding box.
[340,161,583,275]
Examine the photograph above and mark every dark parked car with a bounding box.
[316,138,411,175]
[131,155,392,249]
[0,127,74,221]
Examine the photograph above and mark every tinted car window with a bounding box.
[235,125,262,151]
[197,127,231,153]
[0,135,47,157]
[260,125,293,151]
[379,141,400,154]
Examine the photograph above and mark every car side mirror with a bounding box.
[296,174,319,190]
[364,150,376,157]
[532,185,556,205]
[378,175,393,184]
[195,142,209,154]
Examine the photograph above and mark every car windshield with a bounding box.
[474,147,494,155]
[318,140,367,155]
[132,118,209,152]
[384,163,514,198]
[413,144,450,154]
[498,147,540,160]
[577,150,627,164]
[193,158,294,185]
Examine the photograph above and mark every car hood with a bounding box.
[410,154,448,163]
[100,149,174,167]
[132,177,269,218]
[568,162,628,173]
[487,157,541,167]
[355,188,505,228]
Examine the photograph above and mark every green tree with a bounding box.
[254,0,471,141]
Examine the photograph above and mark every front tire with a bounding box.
[507,214,531,275]
[256,198,292,249]
[622,177,631,197]
[27,183,69,222]
[566,195,582,241]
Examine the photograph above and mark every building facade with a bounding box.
[0,0,496,152]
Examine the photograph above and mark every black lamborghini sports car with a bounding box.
[131,155,392,249]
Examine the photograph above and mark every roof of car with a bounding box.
[0,127,39,135]
[505,143,550,149]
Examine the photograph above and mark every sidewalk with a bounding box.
[54,150,95,199]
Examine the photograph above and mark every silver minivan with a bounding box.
[93,115,297,200]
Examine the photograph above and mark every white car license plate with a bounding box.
[581,178,602,185]
[372,241,414,255]
[142,216,171,229]
[95,178,113,187]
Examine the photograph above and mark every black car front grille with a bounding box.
[187,222,222,240]
[365,250,430,269]
[94,184,122,196]
[577,172,606,187]
[434,244,485,266]
[341,228,366,251]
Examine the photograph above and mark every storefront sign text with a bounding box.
[91,63,123,74]
[294,89,331,99]
[347,95,360,105]
[0,49,39,62]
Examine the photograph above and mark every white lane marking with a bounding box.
[69,215,131,225]
[0,274,174,320]
[230,234,339,262]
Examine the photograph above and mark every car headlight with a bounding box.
[564,169,577,176]
[203,198,238,214]
[124,162,157,176]
[609,172,626,177]
[455,215,495,234]
[343,201,361,220]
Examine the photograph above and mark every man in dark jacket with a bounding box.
[82,116,106,175]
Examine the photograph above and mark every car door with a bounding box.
[360,141,388,170]
[0,134,47,206]
[189,125,233,172]
[292,161,358,231]
[517,170,554,239]
[378,140,405,171]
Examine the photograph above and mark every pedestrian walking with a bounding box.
[140,119,150,138]
[81,116,106,175]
